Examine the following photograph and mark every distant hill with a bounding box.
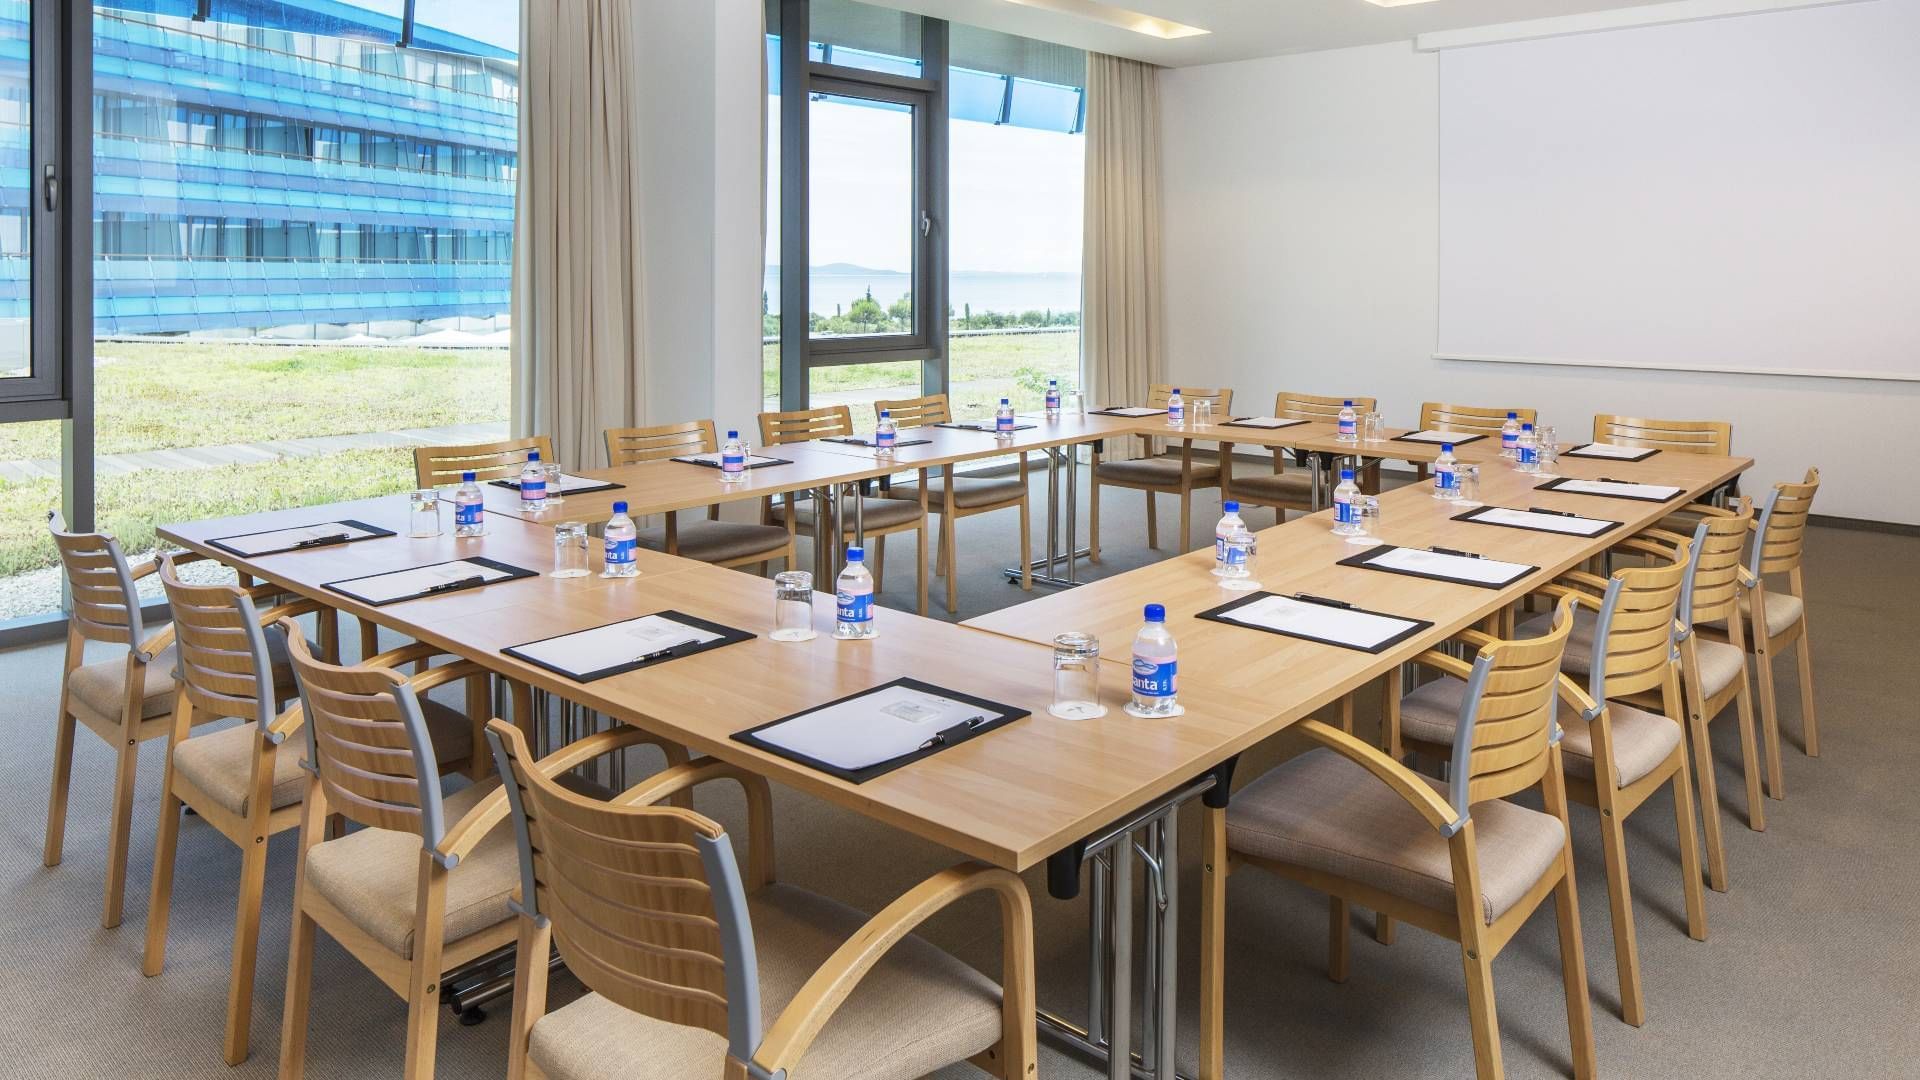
[769,264,1076,277]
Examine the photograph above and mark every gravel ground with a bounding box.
[1,551,239,624]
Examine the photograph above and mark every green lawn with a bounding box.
[765,330,1081,430]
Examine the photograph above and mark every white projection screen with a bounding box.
[1436,0,1920,381]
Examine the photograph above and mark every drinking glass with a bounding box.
[552,521,590,578]
[1049,632,1107,719]
[1457,466,1483,507]
[1193,399,1214,428]
[772,571,817,641]
[1363,412,1386,442]
[1064,389,1085,416]
[1220,532,1261,591]
[1535,426,1560,479]
[543,461,566,505]
[408,489,441,538]
[1347,496,1383,544]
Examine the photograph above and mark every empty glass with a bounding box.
[1064,389,1085,416]
[1457,466,1483,507]
[1346,495,1383,545]
[772,571,817,641]
[1535,426,1560,479]
[1193,399,1214,428]
[1049,632,1107,720]
[552,521,590,578]
[408,489,441,538]
[543,461,566,505]
[1362,412,1386,442]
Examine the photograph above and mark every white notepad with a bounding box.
[496,472,617,494]
[1215,595,1422,651]
[210,521,385,557]
[1468,507,1617,537]
[1101,406,1167,417]
[1550,478,1682,501]
[510,615,723,677]
[1223,416,1308,430]
[1397,429,1470,443]
[329,559,519,605]
[748,684,1002,773]
[1363,546,1534,587]
[672,452,787,467]
[1563,442,1657,461]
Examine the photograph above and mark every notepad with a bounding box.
[503,611,751,682]
[490,473,623,495]
[1392,429,1488,446]
[1097,406,1168,417]
[1536,477,1683,502]
[208,519,393,558]
[1454,505,1622,538]
[1340,544,1536,589]
[1198,593,1431,654]
[1563,442,1660,462]
[933,421,1038,433]
[323,557,533,606]
[734,678,1026,784]
[820,435,933,447]
[1219,416,1309,430]
[672,452,792,469]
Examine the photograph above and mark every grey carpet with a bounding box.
[2,464,1914,1078]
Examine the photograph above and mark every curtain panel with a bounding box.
[1082,53,1165,460]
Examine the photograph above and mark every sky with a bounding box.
[766,95,1085,275]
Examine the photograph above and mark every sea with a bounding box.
[764,268,1081,319]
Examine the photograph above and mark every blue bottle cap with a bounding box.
[880,409,890,417]
[845,546,865,562]
[1144,603,1166,622]
[1223,501,1239,512]
[612,501,628,514]
[1522,422,1534,431]
[1344,400,1353,406]
[727,429,738,438]
[1508,411,1517,419]
[1341,469,1355,480]
[1000,397,1010,404]
[528,451,540,462]
[462,471,475,482]
[1441,443,1454,452]
[1172,388,1181,394]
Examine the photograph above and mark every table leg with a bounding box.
[1107,832,1133,1080]
[812,485,832,582]
[1310,454,1326,511]
[1088,850,1109,1046]
[1005,442,1093,589]
[1154,813,1179,1080]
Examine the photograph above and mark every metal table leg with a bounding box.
[1007,443,1093,589]
[812,484,833,582]
[1310,453,1326,511]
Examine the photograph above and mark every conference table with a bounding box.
[157,412,1748,1080]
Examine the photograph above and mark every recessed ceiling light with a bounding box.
[1001,0,1211,40]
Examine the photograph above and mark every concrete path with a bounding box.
[0,420,510,483]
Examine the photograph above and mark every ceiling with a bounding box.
[878,0,1680,65]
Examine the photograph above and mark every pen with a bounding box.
[293,532,351,548]
[1529,508,1578,518]
[920,714,990,750]
[1294,592,1353,609]
[1429,546,1484,559]
[633,646,681,664]
[422,574,485,595]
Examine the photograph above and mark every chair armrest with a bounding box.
[1533,581,1604,614]
[1634,528,1693,548]
[406,658,491,694]
[1610,538,1673,561]
[1295,719,1460,833]
[529,726,688,780]
[752,862,1031,1077]
[1556,673,1602,721]
[433,778,506,867]
[1408,648,1475,683]
[1550,569,1611,595]
[258,596,325,626]
[362,641,449,671]
[616,757,775,887]
[134,624,177,664]
[132,549,209,580]
[265,701,304,745]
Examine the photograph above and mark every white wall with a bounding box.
[1160,35,1920,524]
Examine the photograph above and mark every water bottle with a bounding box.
[720,429,747,482]
[834,547,877,639]
[602,501,638,577]
[1213,500,1245,575]
[1332,468,1361,535]
[518,451,548,511]
[874,411,897,457]
[1130,603,1179,716]
[1516,422,1539,473]
[1337,399,1357,442]
[1166,387,1184,427]
[1045,379,1061,419]
[1221,519,1256,585]
[1433,443,1459,500]
[453,471,486,537]
[1501,412,1520,457]
[995,397,1016,438]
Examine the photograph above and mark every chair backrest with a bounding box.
[1445,596,1578,819]
[159,555,278,729]
[485,722,763,1063]
[758,405,852,446]
[1418,402,1536,438]
[1588,540,1691,702]
[1751,467,1820,577]
[1591,414,1732,457]
[1273,392,1378,422]
[47,512,146,647]
[281,621,451,854]
[606,420,718,466]
[1148,384,1232,412]
[414,435,554,488]
[872,393,950,428]
[1676,500,1753,628]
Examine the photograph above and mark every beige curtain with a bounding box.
[1082,53,1164,460]
[512,0,644,469]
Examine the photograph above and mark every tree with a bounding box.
[888,295,913,325]
[847,294,886,325]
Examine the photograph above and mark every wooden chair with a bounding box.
[414,434,555,487]
[1089,384,1234,558]
[1592,414,1732,457]
[1412,403,1537,480]
[872,394,1031,615]
[605,420,796,573]
[483,719,1037,1080]
[1200,598,1594,1080]
[273,621,638,1080]
[1225,392,1379,521]
[1395,544,1708,1028]
[758,405,930,614]
[1699,468,1822,787]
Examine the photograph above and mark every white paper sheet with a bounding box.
[330,559,518,604]
[1550,478,1682,500]
[750,684,1006,772]
[673,452,786,467]
[496,472,617,493]
[212,521,383,556]
[511,615,722,677]
[1364,546,1533,586]
[1101,407,1167,417]
[1563,442,1656,461]
[1396,429,1474,443]
[1223,416,1308,429]
[1216,595,1419,650]
[1470,507,1615,537]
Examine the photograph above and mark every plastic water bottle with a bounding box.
[719,429,747,482]
[1130,604,1179,716]
[518,451,548,511]
[1501,412,1521,457]
[834,546,876,639]
[1337,399,1357,442]
[1332,468,1361,535]
[1045,379,1061,419]
[1166,388,1184,427]
[995,397,1016,438]
[602,501,638,577]
[874,411,897,457]
[1516,422,1539,473]
[453,471,486,537]
[1221,519,1256,587]
[1433,443,1459,500]
[1213,500,1245,575]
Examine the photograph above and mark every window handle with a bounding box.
[920,211,932,237]
[42,165,57,212]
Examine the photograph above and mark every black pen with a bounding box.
[1294,592,1353,609]
[293,532,351,548]
[1529,508,1578,518]
[422,574,485,595]
[920,714,990,750]
[633,646,681,664]
[1429,546,1484,559]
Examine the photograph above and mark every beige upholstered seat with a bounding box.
[1226,749,1565,925]
[303,781,518,959]
[1400,677,1682,789]
[1225,470,1311,503]
[637,519,792,564]
[1706,590,1803,640]
[1521,608,1742,698]
[882,472,1027,512]
[1519,609,1598,675]
[773,495,926,531]
[527,883,1003,1080]
[68,642,179,726]
[1095,454,1221,486]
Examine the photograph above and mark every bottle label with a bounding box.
[1435,467,1456,491]
[520,477,547,502]
[1519,445,1537,465]
[1046,391,1060,411]
[455,500,482,527]
[721,452,745,474]
[1224,540,1249,567]
[1215,535,1227,563]
[1132,656,1176,698]
[875,430,895,448]
[1168,402,1183,423]
[837,588,873,624]
[1339,417,1356,436]
[996,414,1014,432]
[1335,495,1356,524]
[1503,431,1518,449]
[604,535,635,565]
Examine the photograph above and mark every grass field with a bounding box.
[764,330,1080,430]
